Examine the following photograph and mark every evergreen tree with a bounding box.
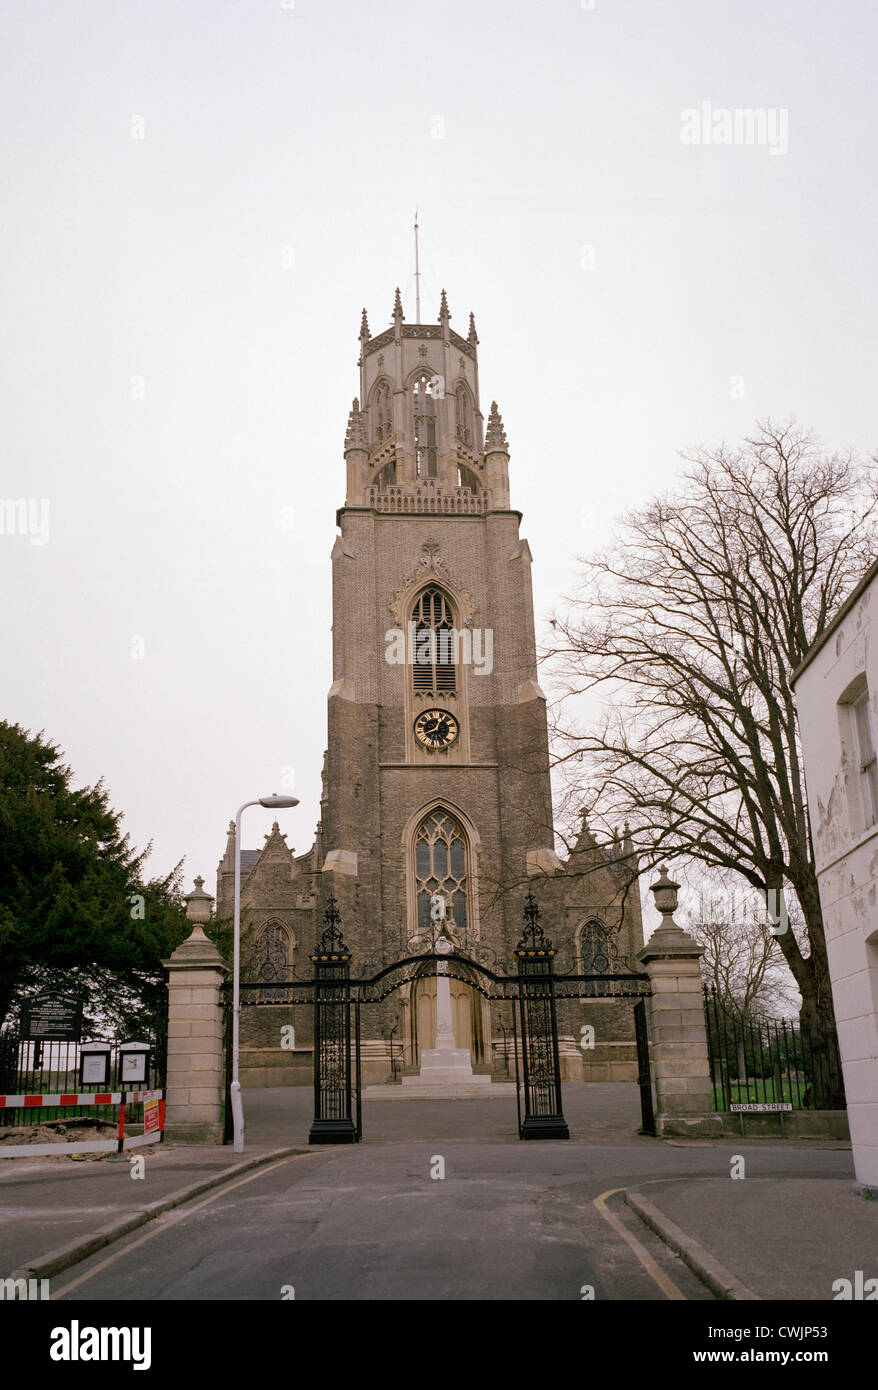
[0,721,190,1033]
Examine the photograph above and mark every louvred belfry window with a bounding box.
[414,810,468,937]
[412,587,456,694]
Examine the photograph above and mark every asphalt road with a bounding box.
[48,1144,704,1301]
[46,1088,853,1302]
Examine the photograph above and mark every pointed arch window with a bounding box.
[244,919,296,1003]
[457,463,480,491]
[581,919,616,997]
[375,381,393,442]
[414,809,469,938]
[455,383,472,446]
[374,458,396,488]
[413,373,437,478]
[411,586,456,694]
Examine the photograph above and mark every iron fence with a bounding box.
[0,1023,167,1130]
[703,985,829,1110]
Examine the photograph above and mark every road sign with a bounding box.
[143,1092,161,1134]
[730,1102,793,1112]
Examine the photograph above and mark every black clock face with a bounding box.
[414,708,460,751]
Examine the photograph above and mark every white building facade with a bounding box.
[792,558,878,1191]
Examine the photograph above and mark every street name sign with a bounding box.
[730,1102,793,1112]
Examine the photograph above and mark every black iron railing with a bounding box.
[703,986,828,1110]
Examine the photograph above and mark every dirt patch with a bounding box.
[0,1116,118,1147]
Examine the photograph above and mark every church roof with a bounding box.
[239,850,261,874]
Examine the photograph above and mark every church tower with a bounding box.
[219,283,645,1088]
[323,288,570,1077]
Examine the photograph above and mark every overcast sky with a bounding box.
[2,0,876,913]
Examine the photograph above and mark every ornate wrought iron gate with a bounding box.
[240,892,655,1143]
[309,899,361,1144]
[514,895,569,1139]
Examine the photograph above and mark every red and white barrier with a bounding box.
[0,1090,164,1158]
[1,1092,131,1108]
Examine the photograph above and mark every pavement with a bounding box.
[623,1175,878,1300]
[0,1083,871,1300]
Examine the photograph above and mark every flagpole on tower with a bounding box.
[414,208,421,322]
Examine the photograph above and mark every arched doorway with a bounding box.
[411,973,488,1065]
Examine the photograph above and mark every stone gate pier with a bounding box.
[639,867,716,1136]
[162,878,227,1143]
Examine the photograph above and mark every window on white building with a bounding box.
[852,686,878,828]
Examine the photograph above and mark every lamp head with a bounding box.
[259,794,300,809]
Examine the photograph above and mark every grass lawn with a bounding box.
[713,1076,810,1108]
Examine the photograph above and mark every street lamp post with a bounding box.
[232,793,299,1153]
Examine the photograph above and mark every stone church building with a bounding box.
[211,288,645,1087]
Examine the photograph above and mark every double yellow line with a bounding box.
[593,1187,687,1300]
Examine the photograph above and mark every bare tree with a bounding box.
[547,421,878,1107]
[681,870,800,1022]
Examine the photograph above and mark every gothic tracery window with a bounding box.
[411,586,456,694]
[246,920,295,1003]
[414,810,469,938]
[412,373,437,478]
[581,919,615,997]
